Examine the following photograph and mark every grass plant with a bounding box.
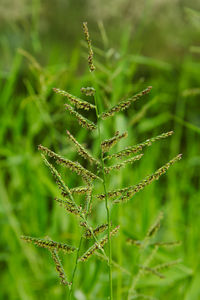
[20,22,183,300]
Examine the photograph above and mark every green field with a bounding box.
[0,1,200,299]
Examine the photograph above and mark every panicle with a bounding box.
[51,249,72,286]
[81,87,95,96]
[64,103,97,131]
[96,154,182,202]
[53,88,95,110]
[84,223,108,239]
[104,154,143,174]
[101,86,152,120]
[78,225,120,262]
[83,22,95,72]
[105,131,174,160]
[21,236,77,253]
[101,131,128,154]
[66,130,100,166]
[40,154,71,198]
[38,145,101,183]
[55,198,82,216]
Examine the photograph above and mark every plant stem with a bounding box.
[93,74,113,300]
[69,237,83,300]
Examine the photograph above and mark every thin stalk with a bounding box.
[93,74,113,300]
[69,187,108,299]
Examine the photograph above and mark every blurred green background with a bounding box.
[1,0,200,299]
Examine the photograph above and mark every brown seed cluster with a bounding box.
[41,154,71,198]
[101,131,128,154]
[70,186,90,195]
[38,145,100,183]
[83,22,95,72]
[97,154,182,202]
[65,103,97,131]
[81,87,96,96]
[21,236,77,253]
[101,86,152,119]
[66,130,100,166]
[53,88,95,110]
[78,225,120,262]
[104,154,143,174]
[51,249,72,286]
[55,198,82,216]
[105,131,174,160]
[84,223,108,239]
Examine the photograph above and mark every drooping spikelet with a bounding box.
[101,86,152,119]
[55,198,82,216]
[84,223,108,239]
[65,103,97,131]
[83,22,95,72]
[146,212,163,238]
[51,249,72,286]
[105,131,174,160]
[41,154,71,198]
[38,145,101,183]
[53,88,95,110]
[66,130,100,166]
[21,236,77,253]
[96,154,182,202]
[104,154,143,174]
[101,131,128,154]
[81,87,95,96]
[78,225,120,262]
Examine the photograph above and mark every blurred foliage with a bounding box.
[0,0,200,299]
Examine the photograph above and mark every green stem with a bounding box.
[69,237,83,299]
[93,74,113,300]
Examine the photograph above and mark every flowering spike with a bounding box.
[83,22,95,72]
[21,236,77,253]
[51,249,72,286]
[101,131,128,154]
[96,154,182,202]
[101,86,152,119]
[81,87,95,96]
[105,131,174,160]
[38,145,101,183]
[78,225,120,262]
[104,154,143,174]
[40,154,71,197]
[84,223,108,239]
[53,88,95,110]
[64,103,97,131]
[70,186,90,195]
[55,198,82,216]
[66,130,100,166]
